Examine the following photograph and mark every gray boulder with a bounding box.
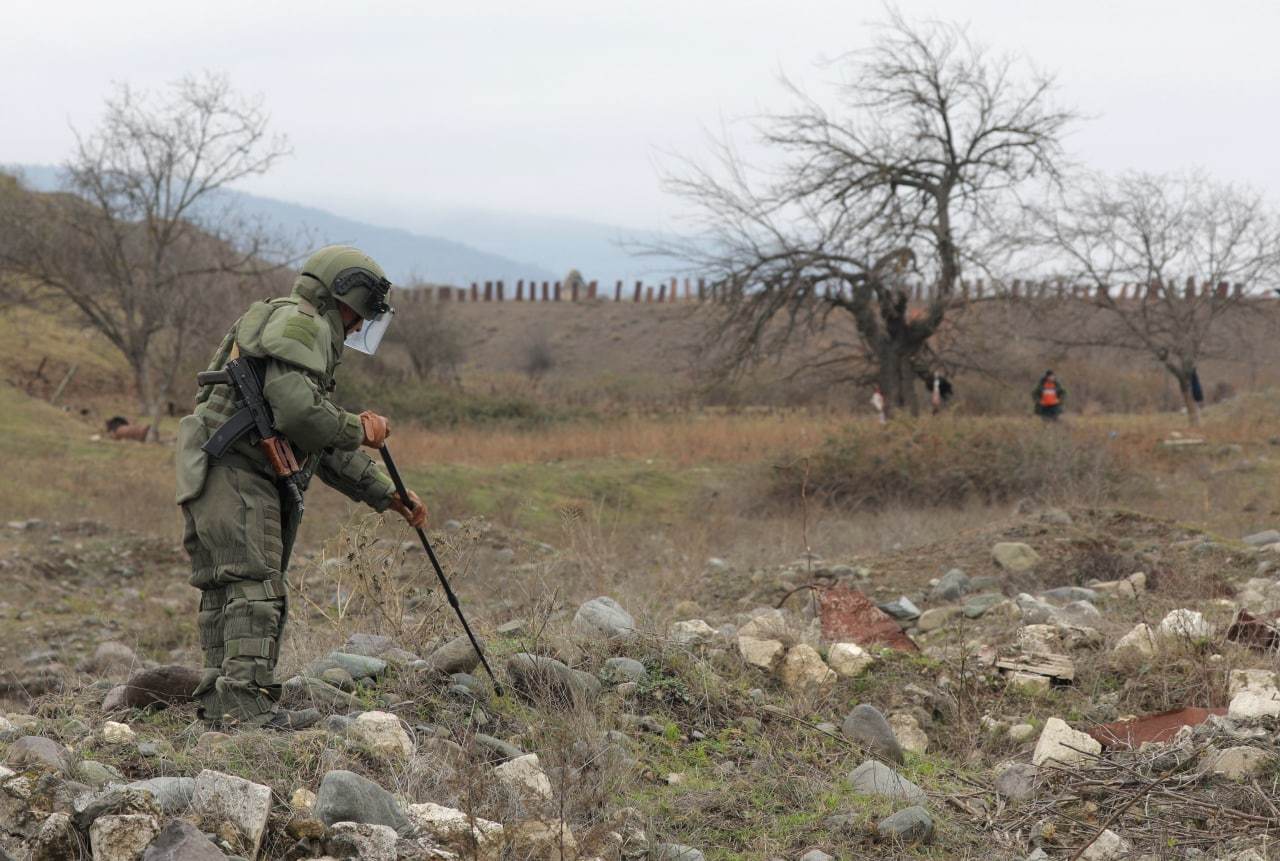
[572,596,636,641]
[1041,586,1099,603]
[344,632,396,657]
[878,596,921,621]
[191,769,272,859]
[602,657,647,684]
[877,805,933,843]
[314,770,410,834]
[506,653,597,706]
[283,675,361,711]
[847,760,926,805]
[474,733,525,762]
[422,635,482,675]
[307,651,387,681]
[994,763,1039,803]
[4,736,70,773]
[931,569,970,601]
[325,821,398,860]
[141,819,224,861]
[1244,529,1280,547]
[841,705,904,764]
[125,777,195,814]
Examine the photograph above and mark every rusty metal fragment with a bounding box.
[819,584,919,652]
[1087,707,1227,749]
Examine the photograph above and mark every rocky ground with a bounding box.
[3,506,1280,859]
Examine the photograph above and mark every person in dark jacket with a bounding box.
[1033,370,1066,421]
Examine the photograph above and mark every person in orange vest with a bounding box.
[1033,370,1066,421]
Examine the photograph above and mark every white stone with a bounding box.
[1092,579,1136,599]
[1229,689,1280,720]
[668,619,717,647]
[827,643,875,678]
[1032,717,1101,767]
[1016,624,1063,653]
[572,596,636,642]
[1229,669,1279,698]
[101,721,136,745]
[508,819,578,860]
[353,711,414,759]
[738,609,791,640]
[1158,609,1213,641]
[191,769,272,859]
[290,787,317,810]
[1079,828,1130,860]
[887,713,929,754]
[89,814,160,861]
[778,644,835,693]
[737,636,785,671]
[1113,624,1157,657]
[327,822,398,861]
[1009,723,1038,743]
[1127,571,1147,591]
[494,753,553,802]
[1211,746,1270,780]
[407,802,503,852]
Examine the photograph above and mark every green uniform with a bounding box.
[175,271,394,725]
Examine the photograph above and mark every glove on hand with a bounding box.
[390,489,427,529]
[359,411,390,448]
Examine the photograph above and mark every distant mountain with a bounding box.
[6,164,555,286]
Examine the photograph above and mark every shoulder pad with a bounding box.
[235,299,333,377]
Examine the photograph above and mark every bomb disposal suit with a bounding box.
[174,246,425,729]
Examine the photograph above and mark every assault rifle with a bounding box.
[197,358,306,513]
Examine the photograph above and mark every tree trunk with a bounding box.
[131,356,163,442]
[1179,377,1201,427]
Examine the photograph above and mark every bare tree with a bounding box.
[1033,171,1280,425]
[657,11,1072,415]
[0,73,290,437]
[388,289,467,384]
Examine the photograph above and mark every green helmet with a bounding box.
[300,245,395,355]
[300,245,393,320]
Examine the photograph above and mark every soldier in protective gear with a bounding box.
[175,246,428,730]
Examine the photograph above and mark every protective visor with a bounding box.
[344,307,394,355]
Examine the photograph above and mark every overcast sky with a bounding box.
[7,0,1279,231]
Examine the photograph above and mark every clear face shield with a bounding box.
[344,307,394,355]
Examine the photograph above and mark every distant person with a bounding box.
[871,385,887,424]
[1033,370,1066,421]
[930,373,953,414]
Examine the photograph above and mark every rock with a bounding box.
[602,657,647,684]
[877,596,921,621]
[30,812,77,861]
[283,675,362,711]
[1007,672,1051,694]
[89,814,160,861]
[994,762,1039,802]
[1228,689,1280,720]
[887,713,929,754]
[737,608,792,640]
[963,593,1006,618]
[652,844,704,861]
[87,641,138,675]
[291,787,317,810]
[125,777,195,814]
[141,818,224,861]
[506,653,596,705]
[1041,508,1073,525]
[423,635,483,675]
[1041,586,1098,603]
[102,720,137,745]
[842,704,904,764]
[1244,530,1280,547]
[320,667,356,691]
[1229,669,1278,698]
[72,787,160,832]
[495,618,527,636]
[931,568,970,601]
[315,771,409,833]
[1114,624,1157,657]
[993,542,1040,572]
[344,632,396,657]
[4,736,69,773]
[309,651,387,680]
[115,665,202,709]
[406,802,503,852]
[799,851,834,861]
[1032,717,1101,767]
[738,636,786,671]
[1158,609,1213,641]
[779,644,835,693]
[876,805,933,843]
[325,821,398,861]
[474,733,525,762]
[1015,593,1057,624]
[1079,828,1130,860]
[669,619,717,647]
[101,685,129,711]
[1211,746,1270,780]
[917,606,963,632]
[349,711,413,760]
[1053,600,1102,627]
[191,769,272,858]
[827,643,875,678]
[847,760,925,804]
[1091,579,1136,599]
[74,759,123,788]
[572,596,636,642]
[495,752,553,801]
[1009,723,1038,743]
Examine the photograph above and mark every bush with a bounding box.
[772,417,1127,509]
